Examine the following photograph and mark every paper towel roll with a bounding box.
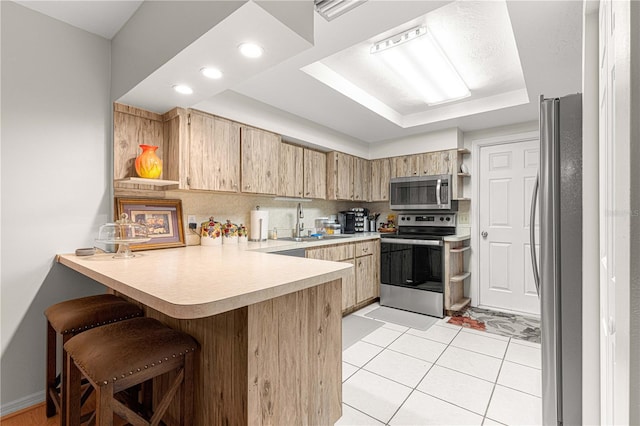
[250,209,269,241]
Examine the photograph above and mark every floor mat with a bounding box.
[365,307,438,331]
[343,314,384,350]
[449,307,541,343]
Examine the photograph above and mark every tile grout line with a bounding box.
[481,337,510,424]
[385,323,465,425]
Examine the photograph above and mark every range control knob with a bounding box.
[445,217,451,222]
[401,216,406,221]
[440,217,445,221]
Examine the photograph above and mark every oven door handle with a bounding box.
[436,178,441,205]
[380,238,443,247]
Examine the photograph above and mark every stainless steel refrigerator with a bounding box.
[531,93,582,426]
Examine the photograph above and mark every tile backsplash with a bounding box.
[167,190,376,240]
[160,191,469,244]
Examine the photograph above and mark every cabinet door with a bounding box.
[420,151,451,176]
[356,254,377,303]
[353,157,371,202]
[188,111,240,192]
[327,151,353,200]
[278,143,303,197]
[241,126,280,194]
[342,259,357,311]
[303,149,327,199]
[390,155,420,178]
[370,158,390,201]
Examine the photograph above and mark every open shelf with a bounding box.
[450,272,471,283]
[450,246,470,253]
[457,148,471,154]
[453,197,471,201]
[449,297,471,312]
[457,173,471,177]
[114,177,180,190]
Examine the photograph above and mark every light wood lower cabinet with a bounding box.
[306,239,380,313]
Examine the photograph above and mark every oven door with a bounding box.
[389,175,451,210]
[380,238,444,317]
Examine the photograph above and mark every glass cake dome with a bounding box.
[96,213,151,258]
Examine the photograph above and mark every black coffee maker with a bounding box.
[338,211,356,234]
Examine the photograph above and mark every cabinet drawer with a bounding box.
[355,240,377,257]
[306,242,354,262]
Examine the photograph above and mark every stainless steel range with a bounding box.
[379,213,456,318]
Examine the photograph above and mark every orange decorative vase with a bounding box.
[135,144,162,179]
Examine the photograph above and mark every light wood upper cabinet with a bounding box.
[188,111,240,192]
[327,151,354,200]
[353,156,371,202]
[278,143,304,197]
[420,151,452,176]
[241,126,280,195]
[370,158,390,201]
[390,155,420,178]
[303,149,327,199]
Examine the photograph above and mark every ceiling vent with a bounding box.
[315,0,367,22]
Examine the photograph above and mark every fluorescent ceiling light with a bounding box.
[371,26,470,106]
[172,84,193,95]
[200,67,223,79]
[238,43,264,58]
[315,0,367,21]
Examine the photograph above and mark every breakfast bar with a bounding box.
[57,245,353,425]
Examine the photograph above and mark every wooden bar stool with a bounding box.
[64,317,198,426]
[45,294,143,420]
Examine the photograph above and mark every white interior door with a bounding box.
[478,139,540,315]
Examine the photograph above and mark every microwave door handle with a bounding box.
[436,179,441,205]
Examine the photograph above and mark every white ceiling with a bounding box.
[15,0,583,145]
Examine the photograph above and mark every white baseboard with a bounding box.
[0,390,44,417]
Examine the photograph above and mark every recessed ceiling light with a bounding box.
[238,43,264,58]
[200,67,223,79]
[173,84,193,95]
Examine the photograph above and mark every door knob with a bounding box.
[481,231,488,238]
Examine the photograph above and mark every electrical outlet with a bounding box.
[187,215,197,226]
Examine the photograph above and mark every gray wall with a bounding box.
[1,2,111,412]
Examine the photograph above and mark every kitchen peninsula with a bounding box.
[57,244,353,425]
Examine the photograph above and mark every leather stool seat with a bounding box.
[44,294,143,419]
[46,294,143,335]
[64,317,198,426]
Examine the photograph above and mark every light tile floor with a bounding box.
[337,303,542,426]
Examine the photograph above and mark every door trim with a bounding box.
[470,131,539,310]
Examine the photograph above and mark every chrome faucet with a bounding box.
[295,202,304,239]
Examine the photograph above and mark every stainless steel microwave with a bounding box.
[389,175,456,211]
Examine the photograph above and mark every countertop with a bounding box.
[57,243,354,319]
[246,232,380,253]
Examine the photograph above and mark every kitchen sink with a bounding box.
[278,235,352,242]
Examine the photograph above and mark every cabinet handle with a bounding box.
[245,184,251,189]
[363,247,368,253]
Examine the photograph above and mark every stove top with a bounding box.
[387,213,457,240]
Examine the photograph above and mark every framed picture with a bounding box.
[115,198,186,251]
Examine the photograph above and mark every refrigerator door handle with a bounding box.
[530,173,540,296]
